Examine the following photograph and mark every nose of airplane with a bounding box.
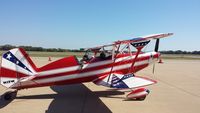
[153,52,161,59]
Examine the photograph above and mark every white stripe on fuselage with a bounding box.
[16,52,157,87]
[33,59,150,84]
[38,52,157,76]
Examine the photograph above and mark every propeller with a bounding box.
[153,39,160,74]
[154,39,160,52]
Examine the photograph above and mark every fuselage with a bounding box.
[15,51,160,89]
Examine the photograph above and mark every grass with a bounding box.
[27,51,85,57]
[0,51,200,60]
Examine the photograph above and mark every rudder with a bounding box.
[0,48,37,88]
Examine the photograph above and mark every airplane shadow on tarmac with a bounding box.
[0,91,17,108]
[13,84,125,113]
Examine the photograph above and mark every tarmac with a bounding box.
[0,57,200,113]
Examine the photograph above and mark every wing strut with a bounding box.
[129,40,150,73]
[106,44,121,84]
[128,47,142,73]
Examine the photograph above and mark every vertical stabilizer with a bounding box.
[0,48,37,88]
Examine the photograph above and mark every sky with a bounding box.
[0,0,200,51]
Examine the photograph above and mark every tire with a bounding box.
[136,96,146,101]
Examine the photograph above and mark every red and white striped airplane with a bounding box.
[0,33,173,100]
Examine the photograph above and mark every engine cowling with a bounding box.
[126,88,150,100]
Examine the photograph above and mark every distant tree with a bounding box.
[1,44,199,54]
[192,51,200,55]
[79,48,85,52]
[0,44,16,50]
[160,50,200,55]
[57,48,66,52]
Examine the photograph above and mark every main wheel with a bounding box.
[136,96,146,101]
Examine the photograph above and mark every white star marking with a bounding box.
[6,53,12,60]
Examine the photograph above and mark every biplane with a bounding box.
[0,33,173,100]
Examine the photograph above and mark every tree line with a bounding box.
[0,44,84,52]
[160,50,200,55]
[0,44,200,55]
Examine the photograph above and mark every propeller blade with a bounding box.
[154,39,160,52]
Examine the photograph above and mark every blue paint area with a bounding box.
[111,74,129,88]
[131,38,143,41]
[3,51,32,73]
[131,40,150,48]
[121,74,134,80]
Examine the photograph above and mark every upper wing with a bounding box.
[85,33,173,51]
[116,33,173,44]
[141,33,173,39]
[93,73,156,89]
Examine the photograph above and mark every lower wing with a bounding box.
[93,73,156,89]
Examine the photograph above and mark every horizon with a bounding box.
[0,0,200,51]
[0,44,199,52]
